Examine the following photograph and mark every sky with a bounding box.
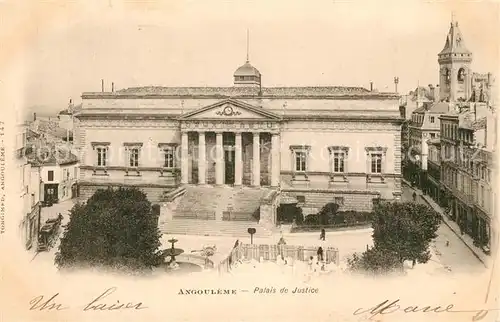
[1,0,498,118]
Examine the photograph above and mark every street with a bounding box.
[401,185,485,274]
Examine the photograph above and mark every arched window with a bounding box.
[458,68,465,82]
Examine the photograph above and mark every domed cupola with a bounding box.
[233,30,261,87]
[234,61,261,87]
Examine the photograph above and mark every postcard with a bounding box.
[0,1,498,321]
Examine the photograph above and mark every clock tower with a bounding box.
[438,20,473,102]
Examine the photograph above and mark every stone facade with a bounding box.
[75,94,402,213]
[75,51,403,217]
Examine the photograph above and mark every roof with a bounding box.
[472,117,487,130]
[28,145,79,167]
[27,129,40,139]
[410,86,435,102]
[234,61,261,77]
[53,127,73,139]
[412,102,450,114]
[439,21,472,55]
[428,102,451,113]
[92,86,397,99]
[59,103,83,115]
[458,111,475,129]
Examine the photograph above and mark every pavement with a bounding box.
[40,198,77,226]
[31,199,77,263]
[401,179,490,269]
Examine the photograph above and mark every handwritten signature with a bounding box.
[29,287,147,312]
[354,299,500,321]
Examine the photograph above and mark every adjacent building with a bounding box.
[404,19,497,255]
[28,145,79,203]
[16,123,42,250]
[439,104,496,253]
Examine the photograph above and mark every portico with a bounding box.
[178,99,282,187]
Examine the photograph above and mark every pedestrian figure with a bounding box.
[320,228,326,241]
[445,240,450,247]
[412,259,416,268]
[308,256,314,271]
[412,192,417,201]
[317,246,324,262]
[233,239,239,248]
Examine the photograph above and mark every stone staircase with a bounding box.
[226,187,270,211]
[159,218,273,238]
[172,185,270,219]
[159,185,275,237]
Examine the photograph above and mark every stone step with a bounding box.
[160,219,272,238]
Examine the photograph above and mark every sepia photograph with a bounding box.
[0,0,499,321]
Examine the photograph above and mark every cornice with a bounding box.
[75,113,402,123]
[78,181,178,189]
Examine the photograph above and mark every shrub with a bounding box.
[277,204,303,224]
[347,246,402,275]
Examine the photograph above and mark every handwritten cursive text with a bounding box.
[29,293,68,311]
[354,299,499,321]
[83,287,147,311]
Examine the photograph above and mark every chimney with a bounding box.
[428,84,435,101]
[370,82,373,92]
[33,112,36,121]
[101,79,104,92]
[394,77,399,93]
[434,84,440,101]
[112,82,114,92]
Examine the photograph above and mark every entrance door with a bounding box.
[44,184,58,203]
[224,150,235,184]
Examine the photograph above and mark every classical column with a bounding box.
[252,132,261,186]
[234,132,242,186]
[181,131,189,184]
[271,133,280,187]
[198,131,206,184]
[215,132,224,185]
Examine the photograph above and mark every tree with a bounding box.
[371,201,440,266]
[55,187,165,271]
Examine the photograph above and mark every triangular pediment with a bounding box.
[179,99,281,120]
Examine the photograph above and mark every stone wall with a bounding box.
[78,184,172,204]
[282,189,378,215]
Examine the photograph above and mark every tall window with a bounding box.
[129,148,140,167]
[47,170,54,182]
[290,145,310,173]
[96,147,107,166]
[370,153,383,174]
[163,148,175,168]
[430,116,435,123]
[333,152,345,173]
[295,151,307,172]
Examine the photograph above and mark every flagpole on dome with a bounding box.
[246,28,250,63]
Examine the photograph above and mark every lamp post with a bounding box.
[394,76,399,93]
[247,228,256,245]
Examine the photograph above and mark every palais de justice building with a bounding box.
[74,57,402,231]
